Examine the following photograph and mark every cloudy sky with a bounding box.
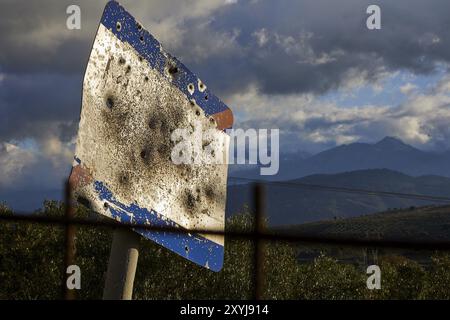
[2,0,450,210]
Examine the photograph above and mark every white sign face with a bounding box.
[69,1,233,271]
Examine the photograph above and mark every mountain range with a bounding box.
[231,136,450,181]
[226,168,450,225]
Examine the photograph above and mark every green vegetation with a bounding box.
[0,201,449,299]
[285,205,450,241]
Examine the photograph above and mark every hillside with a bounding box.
[226,169,450,225]
[281,205,450,242]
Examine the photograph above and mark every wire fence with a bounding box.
[1,178,450,300]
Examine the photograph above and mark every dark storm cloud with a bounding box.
[177,0,450,95]
[0,0,104,74]
[0,0,104,143]
[0,73,82,142]
[1,0,450,143]
[2,0,450,91]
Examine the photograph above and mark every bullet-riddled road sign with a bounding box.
[70,1,233,271]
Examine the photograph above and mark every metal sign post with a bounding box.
[103,228,140,300]
[69,0,234,299]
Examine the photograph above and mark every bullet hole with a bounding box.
[106,96,114,109]
[202,141,211,150]
[116,21,122,31]
[140,35,144,43]
[168,66,178,74]
[209,117,215,124]
[119,57,126,65]
[140,150,148,160]
[77,196,91,209]
[188,83,195,94]
[126,65,131,73]
[119,173,129,185]
[135,90,142,101]
[189,100,195,107]
[138,56,143,62]
[204,95,208,101]
[136,23,142,30]
[205,186,215,200]
[198,80,207,92]
[186,191,196,209]
[185,246,189,253]
[144,76,149,82]
[195,110,201,116]
[149,117,158,129]
[103,202,109,209]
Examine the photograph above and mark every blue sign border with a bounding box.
[101,0,230,122]
[94,181,224,271]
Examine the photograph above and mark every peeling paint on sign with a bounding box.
[69,0,233,272]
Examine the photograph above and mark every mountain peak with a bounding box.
[374,136,419,152]
[376,136,405,146]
